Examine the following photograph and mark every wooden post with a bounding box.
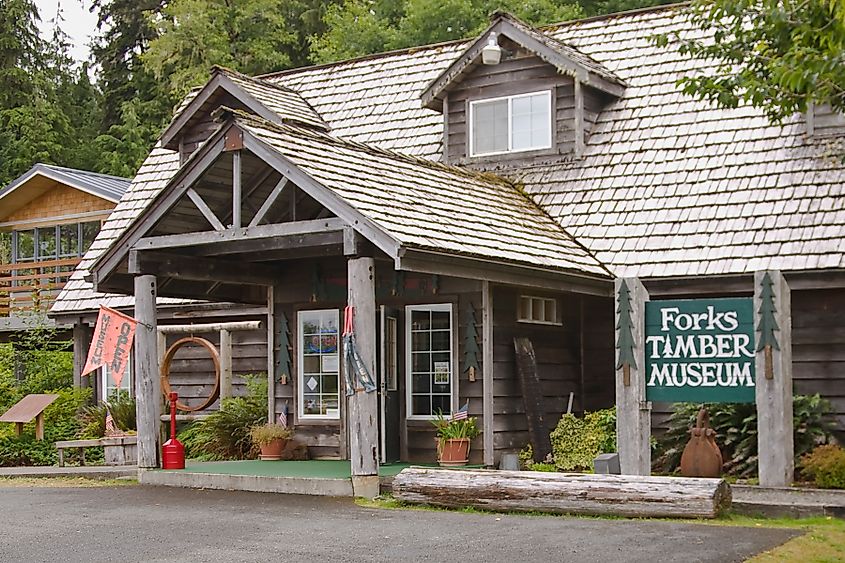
[220,329,233,402]
[72,322,92,390]
[134,274,160,469]
[35,413,44,440]
[574,79,585,158]
[754,270,794,486]
[482,281,494,467]
[232,151,242,229]
[266,287,275,423]
[347,257,379,497]
[614,277,650,476]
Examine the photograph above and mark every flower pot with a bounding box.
[258,438,288,460]
[438,438,470,466]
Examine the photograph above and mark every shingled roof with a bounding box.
[51,5,845,315]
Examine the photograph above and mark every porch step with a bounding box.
[731,484,845,519]
[140,468,355,496]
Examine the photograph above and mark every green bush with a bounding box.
[178,376,268,461]
[801,444,845,489]
[654,394,834,477]
[79,392,137,437]
[550,408,617,471]
[0,435,57,467]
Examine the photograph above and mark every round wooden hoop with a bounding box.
[160,336,221,412]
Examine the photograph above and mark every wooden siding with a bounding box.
[4,185,113,225]
[444,49,576,169]
[179,92,244,160]
[491,286,582,461]
[809,104,845,138]
[580,294,615,412]
[161,318,266,413]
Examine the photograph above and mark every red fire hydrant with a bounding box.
[162,392,185,469]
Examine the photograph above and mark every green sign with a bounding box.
[645,298,756,403]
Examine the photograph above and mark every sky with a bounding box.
[34,0,99,63]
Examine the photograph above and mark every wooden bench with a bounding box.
[55,436,138,467]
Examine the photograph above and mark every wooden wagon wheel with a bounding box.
[160,336,221,412]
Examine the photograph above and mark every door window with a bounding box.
[298,309,340,420]
[406,304,453,419]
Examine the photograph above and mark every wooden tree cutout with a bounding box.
[277,312,291,385]
[616,280,636,386]
[462,301,480,382]
[757,272,780,380]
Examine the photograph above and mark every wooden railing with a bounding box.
[0,257,81,317]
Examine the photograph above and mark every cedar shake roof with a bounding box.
[51,5,845,315]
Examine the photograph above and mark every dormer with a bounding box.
[422,13,625,169]
[160,66,328,162]
[807,103,845,139]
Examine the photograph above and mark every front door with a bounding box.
[379,306,401,463]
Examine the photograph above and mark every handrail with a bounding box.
[0,257,81,317]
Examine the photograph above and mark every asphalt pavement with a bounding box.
[0,485,797,563]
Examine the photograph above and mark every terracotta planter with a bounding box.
[258,438,288,460]
[438,438,470,466]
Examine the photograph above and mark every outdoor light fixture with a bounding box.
[481,32,502,65]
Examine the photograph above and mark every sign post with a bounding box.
[614,278,650,475]
[754,271,793,486]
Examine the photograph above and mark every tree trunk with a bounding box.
[392,467,731,519]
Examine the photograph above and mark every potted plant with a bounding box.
[249,423,293,461]
[431,413,480,466]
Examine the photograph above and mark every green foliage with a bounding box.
[801,444,845,489]
[550,408,616,471]
[311,0,584,63]
[0,435,57,467]
[654,395,835,477]
[177,376,268,461]
[79,392,137,438]
[248,423,293,446]
[527,462,557,472]
[655,0,845,123]
[431,413,480,443]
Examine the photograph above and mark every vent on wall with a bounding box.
[807,103,845,138]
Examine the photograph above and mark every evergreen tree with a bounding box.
[616,280,636,384]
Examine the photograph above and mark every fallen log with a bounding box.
[392,467,731,519]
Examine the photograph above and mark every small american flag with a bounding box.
[451,401,469,421]
[278,402,289,428]
[105,408,117,435]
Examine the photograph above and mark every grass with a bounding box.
[356,496,845,561]
[0,477,138,488]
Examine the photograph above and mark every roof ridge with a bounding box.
[38,163,131,182]
[258,4,685,81]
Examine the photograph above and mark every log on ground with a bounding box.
[392,467,731,519]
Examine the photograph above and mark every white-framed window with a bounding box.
[518,295,560,325]
[469,90,552,156]
[406,303,454,420]
[298,309,341,420]
[101,358,133,402]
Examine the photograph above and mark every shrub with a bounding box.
[79,392,137,437]
[654,394,834,477]
[550,408,616,471]
[177,376,268,461]
[801,445,845,489]
[0,435,57,467]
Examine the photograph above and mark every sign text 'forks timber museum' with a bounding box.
[644,298,756,403]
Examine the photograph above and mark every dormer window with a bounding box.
[469,91,552,156]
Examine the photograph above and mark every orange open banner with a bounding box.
[82,305,138,389]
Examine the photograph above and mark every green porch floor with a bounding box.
[175,460,418,479]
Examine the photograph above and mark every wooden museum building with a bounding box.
[49,8,845,482]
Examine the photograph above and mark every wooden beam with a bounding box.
[614,277,650,476]
[343,227,362,256]
[72,322,93,390]
[232,151,242,228]
[186,188,225,231]
[249,177,289,227]
[134,274,160,468]
[129,250,281,286]
[398,250,612,297]
[574,79,585,158]
[482,281,494,467]
[266,287,275,424]
[158,321,262,334]
[220,329,233,402]
[347,257,379,497]
[134,217,347,252]
[754,270,794,486]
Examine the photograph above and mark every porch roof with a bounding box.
[84,111,610,302]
